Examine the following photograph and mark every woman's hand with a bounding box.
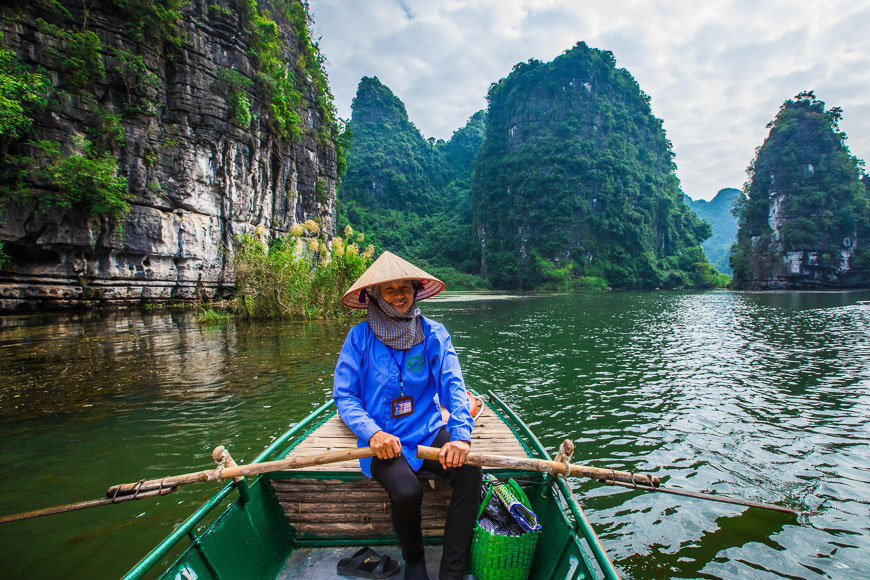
[438,440,471,469]
[369,430,402,460]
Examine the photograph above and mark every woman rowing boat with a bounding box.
[333,251,483,580]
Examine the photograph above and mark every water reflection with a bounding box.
[0,310,355,420]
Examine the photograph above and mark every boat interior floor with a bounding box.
[278,545,442,580]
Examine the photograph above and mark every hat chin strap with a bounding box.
[359,288,367,304]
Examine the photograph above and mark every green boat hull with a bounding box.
[124,392,620,580]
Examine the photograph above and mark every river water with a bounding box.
[1,291,869,579]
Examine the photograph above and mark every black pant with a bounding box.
[371,428,483,580]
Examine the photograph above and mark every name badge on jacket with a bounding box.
[392,395,413,418]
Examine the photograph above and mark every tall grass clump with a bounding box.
[197,307,231,324]
[233,223,373,319]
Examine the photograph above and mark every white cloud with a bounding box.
[308,0,870,200]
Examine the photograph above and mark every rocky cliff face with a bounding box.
[732,92,870,289]
[0,0,339,310]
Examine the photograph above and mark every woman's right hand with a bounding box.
[369,430,401,460]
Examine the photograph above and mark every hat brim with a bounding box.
[341,251,445,309]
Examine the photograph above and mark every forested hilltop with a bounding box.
[731,91,870,289]
[340,44,722,290]
[472,42,717,289]
[337,77,488,288]
[684,188,740,275]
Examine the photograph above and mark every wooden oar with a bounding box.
[600,479,798,514]
[417,446,798,515]
[106,446,374,496]
[0,487,177,525]
[0,446,375,525]
[417,445,660,487]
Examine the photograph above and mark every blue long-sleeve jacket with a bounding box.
[333,315,474,477]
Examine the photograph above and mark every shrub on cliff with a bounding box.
[4,138,131,221]
[233,224,374,320]
[35,139,131,219]
[0,40,50,140]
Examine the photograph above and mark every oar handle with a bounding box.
[416,446,660,487]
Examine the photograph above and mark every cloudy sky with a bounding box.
[307,0,869,201]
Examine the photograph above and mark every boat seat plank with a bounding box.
[268,404,529,540]
[284,404,527,472]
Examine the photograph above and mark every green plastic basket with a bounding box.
[468,478,541,580]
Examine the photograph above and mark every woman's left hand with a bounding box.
[438,440,471,469]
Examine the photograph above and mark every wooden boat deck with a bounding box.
[284,404,528,471]
[269,404,531,540]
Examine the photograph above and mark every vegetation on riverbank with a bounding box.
[233,223,374,320]
[196,307,232,324]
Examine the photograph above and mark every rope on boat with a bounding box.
[554,440,574,480]
[215,452,229,480]
[473,396,485,421]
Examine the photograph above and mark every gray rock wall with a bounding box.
[741,188,863,289]
[0,0,338,310]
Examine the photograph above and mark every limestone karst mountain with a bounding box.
[731,91,870,289]
[337,77,485,287]
[471,42,715,289]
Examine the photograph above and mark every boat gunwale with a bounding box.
[121,400,337,580]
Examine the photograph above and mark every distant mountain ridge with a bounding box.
[684,188,740,275]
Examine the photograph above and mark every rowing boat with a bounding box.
[122,391,621,580]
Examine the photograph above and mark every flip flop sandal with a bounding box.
[337,546,400,578]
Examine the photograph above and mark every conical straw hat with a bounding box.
[341,250,445,309]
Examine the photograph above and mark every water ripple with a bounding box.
[3,293,870,579]
[431,291,870,578]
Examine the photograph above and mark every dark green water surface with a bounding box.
[1,291,869,579]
